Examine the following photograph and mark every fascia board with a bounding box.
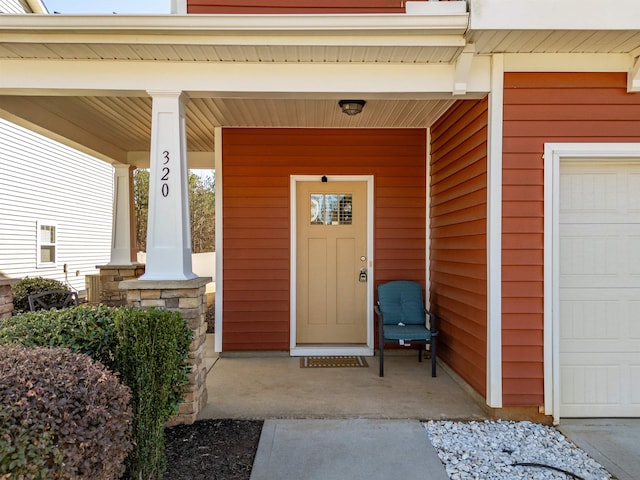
[0,31,466,48]
[0,13,469,36]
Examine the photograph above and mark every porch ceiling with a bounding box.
[0,94,455,167]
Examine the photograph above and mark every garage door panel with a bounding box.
[629,174,640,210]
[561,365,621,405]
[560,172,618,214]
[559,159,640,418]
[560,235,617,278]
[631,302,640,339]
[560,299,618,340]
[561,212,640,223]
[561,405,640,417]
[629,237,640,278]
[561,340,626,352]
[633,367,640,404]
[562,164,640,221]
[560,230,640,288]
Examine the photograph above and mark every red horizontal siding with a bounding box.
[430,98,488,399]
[502,72,640,407]
[188,0,404,14]
[223,128,426,351]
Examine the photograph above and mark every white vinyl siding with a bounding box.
[0,0,31,14]
[0,118,113,292]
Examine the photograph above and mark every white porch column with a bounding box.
[109,164,136,265]
[140,91,196,280]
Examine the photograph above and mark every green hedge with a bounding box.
[0,305,117,369]
[114,307,193,479]
[10,276,71,314]
[0,346,133,480]
[0,305,193,480]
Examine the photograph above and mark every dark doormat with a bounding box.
[300,356,369,368]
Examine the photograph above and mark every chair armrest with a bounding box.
[426,311,438,334]
[375,304,384,330]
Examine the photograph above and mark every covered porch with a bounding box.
[200,334,488,420]
[0,8,498,422]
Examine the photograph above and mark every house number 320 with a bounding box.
[161,150,170,197]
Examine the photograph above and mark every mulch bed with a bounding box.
[165,305,261,479]
[164,419,264,480]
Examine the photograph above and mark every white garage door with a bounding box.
[559,160,640,417]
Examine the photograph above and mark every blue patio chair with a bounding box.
[375,280,438,377]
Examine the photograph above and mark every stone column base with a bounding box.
[0,278,19,319]
[97,264,145,306]
[119,276,211,426]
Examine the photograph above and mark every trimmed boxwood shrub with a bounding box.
[0,346,133,480]
[113,307,193,480]
[0,305,117,369]
[10,276,72,314]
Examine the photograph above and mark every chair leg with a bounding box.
[418,346,422,363]
[378,334,384,378]
[431,338,437,378]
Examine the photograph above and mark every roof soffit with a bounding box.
[468,0,640,55]
[470,0,640,31]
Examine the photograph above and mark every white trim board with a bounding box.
[425,128,432,310]
[214,127,223,353]
[503,53,632,73]
[0,59,491,98]
[486,53,503,408]
[543,142,640,424]
[290,175,375,357]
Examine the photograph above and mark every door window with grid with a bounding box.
[310,193,352,225]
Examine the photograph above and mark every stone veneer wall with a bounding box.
[97,264,145,306]
[119,277,210,425]
[0,279,18,319]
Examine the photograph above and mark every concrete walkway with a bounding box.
[201,339,468,479]
[250,419,448,480]
[558,419,640,480]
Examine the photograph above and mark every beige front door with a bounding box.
[296,181,368,344]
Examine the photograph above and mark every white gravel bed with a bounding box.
[423,420,612,480]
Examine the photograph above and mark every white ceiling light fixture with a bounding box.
[338,100,366,116]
